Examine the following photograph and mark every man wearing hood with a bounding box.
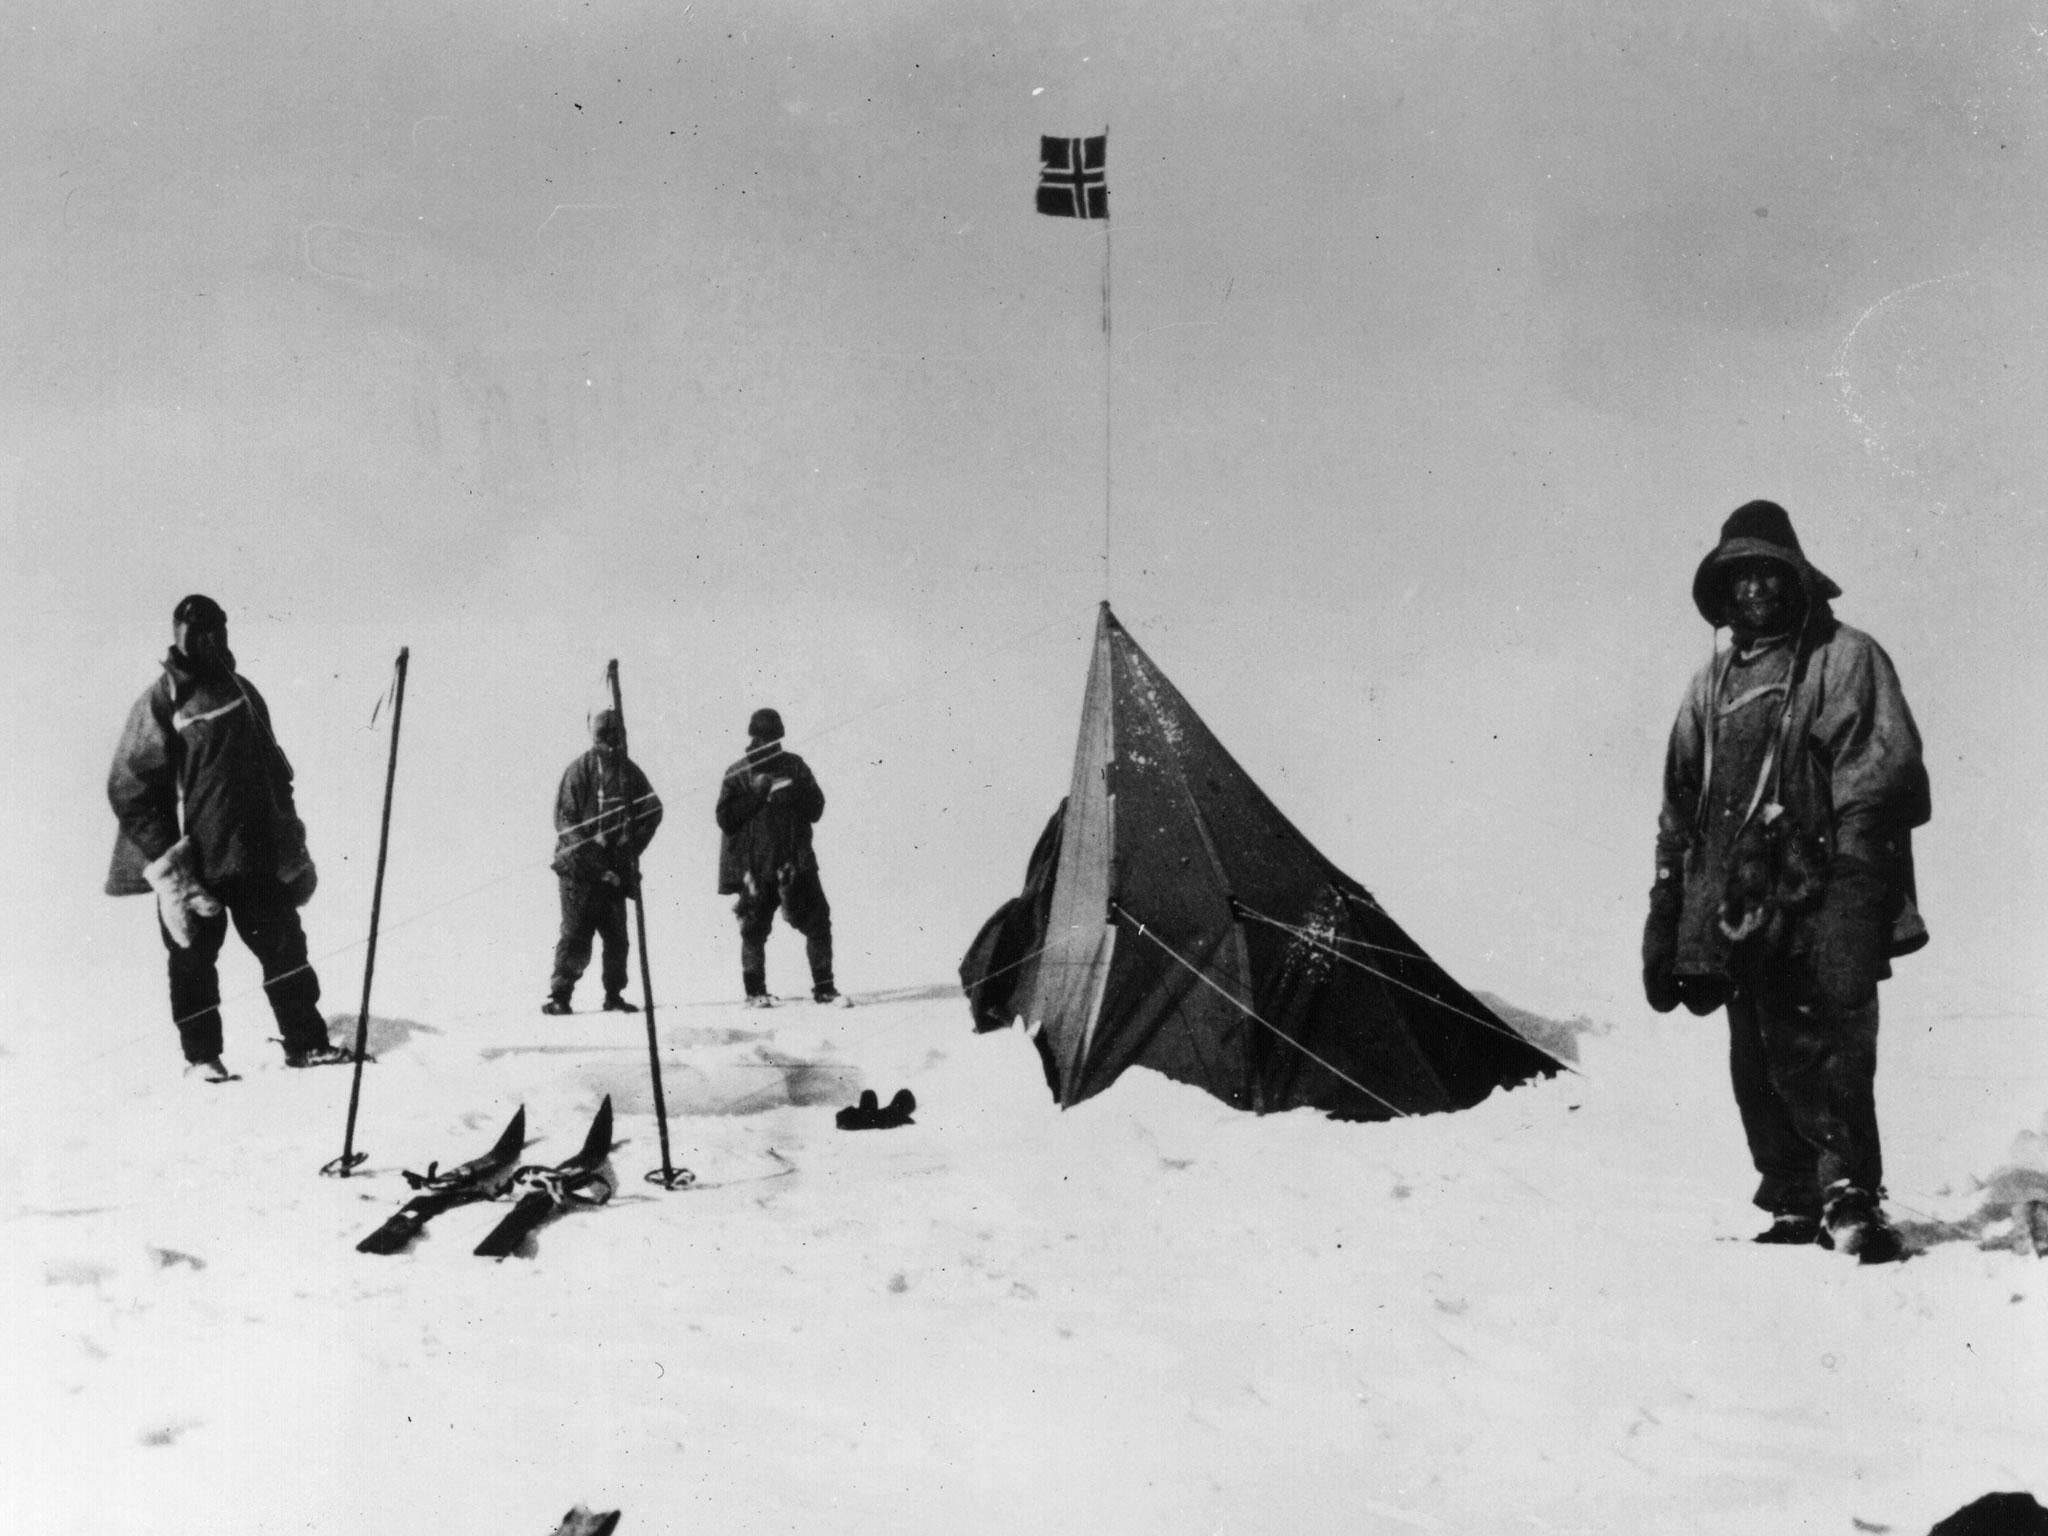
[715,708,846,1007]
[106,595,346,1080]
[544,707,663,1015]
[1644,502,1929,1264]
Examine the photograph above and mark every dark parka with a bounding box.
[715,746,825,896]
[106,650,308,895]
[1653,531,1930,988]
[551,750,663,882]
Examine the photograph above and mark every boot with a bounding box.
[1823,1182,1905,1265]
[1753,1212,1826,1246]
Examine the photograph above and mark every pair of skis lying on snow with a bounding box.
[356,1099,617,1258]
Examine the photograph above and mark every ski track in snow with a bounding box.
[4,991,2044,1535]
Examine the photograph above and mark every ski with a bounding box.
[474,1096,617,1259]
[356,1107,528,1255]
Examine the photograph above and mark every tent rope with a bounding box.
[1110,904,1414,1121]
[1233,905,1581,1077]
[1116,906,1574,1208]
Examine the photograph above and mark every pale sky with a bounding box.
[6,1,2045,1036]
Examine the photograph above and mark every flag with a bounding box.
[1036,135,1108,219]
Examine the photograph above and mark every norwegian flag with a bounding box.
[1036,135,1108,220]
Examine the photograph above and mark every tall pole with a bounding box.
[605,659,690,1190]
[323,646,408,1178]
[1101,122,1113,603]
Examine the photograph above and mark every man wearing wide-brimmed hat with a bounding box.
[1643,501,1930,1264]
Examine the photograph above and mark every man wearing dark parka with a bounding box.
[1643,502,1929,1264]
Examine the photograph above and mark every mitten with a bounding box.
[277,816,317,906]
[143,837,222,948]
[279,849,318,906]
[1642,859,1685,1014]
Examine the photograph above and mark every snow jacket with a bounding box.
[1654,611,1930,981]
[551,749,663,883]
[715,745,825,896]
[105,650,309,896]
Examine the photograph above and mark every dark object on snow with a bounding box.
[549,1505,622,1536]
[474,1098,617,1259]
[1927,1491,2048,1535]
[960,604,1563,1119]
[2020,1198,2048,1258]
[837,1089,915,1131]
[356,1107,527,1255]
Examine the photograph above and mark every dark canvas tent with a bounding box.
[961,604,1562,1119]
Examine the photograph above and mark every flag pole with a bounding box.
[1101,122,1113,605]
[322,646,408,1178]
[605,659,692,1191]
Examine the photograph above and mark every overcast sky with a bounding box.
[7,1,2045,1034]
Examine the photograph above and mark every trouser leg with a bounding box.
[1726,988,1823,1216]
[737,891,776,997]
[597,890,631,996]
[224,878,329,1056]
[1747,986,1865,1201]
[1725,854,1892,1210]
[551,878,600,1000]
[1802,857,1891,1198]
[163,905,230,1064]
[783,870,835,992]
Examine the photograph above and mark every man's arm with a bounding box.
[779,757,825,825]
[107,686,181,863]
[1812,632,1929,866]
[1643,676,1709,1013]
[714,763,765,834]
[625,761,664,854]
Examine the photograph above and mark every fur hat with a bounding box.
[1691,500,1841,626]
[172,594,228,631]
[748,707,784,742]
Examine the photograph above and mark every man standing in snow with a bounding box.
[715,708,846,1007]
[544,708,663,1015]
[106,595,347,1081]
[1643,502,1930,1264]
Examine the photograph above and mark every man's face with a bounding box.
[178,621,230,665]
[1728,560,1795,634]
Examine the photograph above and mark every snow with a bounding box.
[6,953,2044,1535]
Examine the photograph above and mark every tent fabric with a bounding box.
[961,603,1561,1119]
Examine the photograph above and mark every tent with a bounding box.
[960,604,1561,1119]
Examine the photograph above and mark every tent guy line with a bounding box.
[1235,905,1583,1078]
[1113,909,1578,1212]
[1110,903,1414,1123]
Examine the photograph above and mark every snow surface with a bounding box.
[5,965,2045,1535]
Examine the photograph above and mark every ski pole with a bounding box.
[605,659,692,1190]
[323,646,408,1178]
